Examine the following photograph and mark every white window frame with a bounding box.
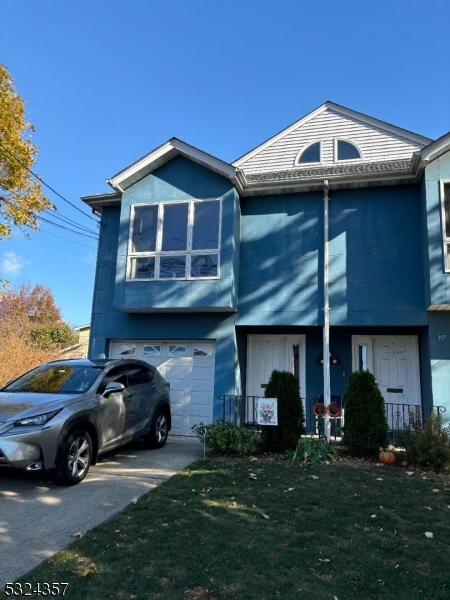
[440,180,450,273]
[351,336,374,373]
[127,198,222,281]
[334,138,362,163]
[295,141,322,166]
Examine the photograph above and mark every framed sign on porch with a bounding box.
[257,398,278,426]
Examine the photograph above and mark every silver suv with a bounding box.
[0,358,171,485]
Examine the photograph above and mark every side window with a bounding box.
[97,365,127,395]
[126,365,154,386]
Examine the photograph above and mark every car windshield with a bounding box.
[2,365,104,394]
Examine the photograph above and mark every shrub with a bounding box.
[396,409,450,471]
[192,420,258,456]
[343,370,388,457]
[291,437,336,465]
[261,370,305,453]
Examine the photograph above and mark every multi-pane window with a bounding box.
[128,199,221,280]
[441,181,450,272]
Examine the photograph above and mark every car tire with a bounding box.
[54,428,93,486]
[143,408,169,449]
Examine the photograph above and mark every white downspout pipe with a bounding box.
[323,180,331,441]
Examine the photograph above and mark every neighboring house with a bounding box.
[59,324,90,359]
[82,101,450,436]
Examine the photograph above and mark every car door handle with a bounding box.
[126,394,135,402]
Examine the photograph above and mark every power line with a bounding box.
[25,224,98,249]
[0,140,99,222]
[41,208,98,235]
[1,196,98,240]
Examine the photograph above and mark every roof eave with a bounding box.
[108,138,240,192]
[239,170,419,196]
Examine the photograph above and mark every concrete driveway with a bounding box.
[0,436,204,587]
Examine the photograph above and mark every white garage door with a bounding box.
[110,341,215,436]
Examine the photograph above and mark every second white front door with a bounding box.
[246,335,305,422]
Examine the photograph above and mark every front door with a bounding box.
[373,337,419,405]
[353,335,421,429]
[246,335,305,422]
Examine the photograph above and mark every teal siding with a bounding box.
[115,156,239,312]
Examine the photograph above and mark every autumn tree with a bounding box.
[0,63,53,240]
[0,283,78,385]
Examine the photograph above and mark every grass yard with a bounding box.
[2,455,450,600]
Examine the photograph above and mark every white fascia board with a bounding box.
[420,132,450,165]
[233,101,433,169]
[233,104,329,167]
[325,102,433,146]
[108,139,237,191]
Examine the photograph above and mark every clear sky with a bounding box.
[1,0,449,327]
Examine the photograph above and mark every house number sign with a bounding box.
[438,335,446,341]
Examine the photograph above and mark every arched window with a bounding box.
[298,142,320,164]
[337,140,361,161]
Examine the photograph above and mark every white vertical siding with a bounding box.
[239,109,425,175]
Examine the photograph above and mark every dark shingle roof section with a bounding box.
[245,159,412,182]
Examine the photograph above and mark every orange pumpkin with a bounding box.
[379,451,396,465]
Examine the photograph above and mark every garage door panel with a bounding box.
[111,340,215,436]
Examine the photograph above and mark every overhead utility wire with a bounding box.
[0,141,99,222]
[24,224,98,249]
[41,208,98,235]
[1,196,98,240]
[6,189,98,235]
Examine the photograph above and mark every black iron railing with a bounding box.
[219,395,446,439]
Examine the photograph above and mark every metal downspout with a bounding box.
[323,180,331,441]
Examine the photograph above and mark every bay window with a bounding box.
[128,198,221,280]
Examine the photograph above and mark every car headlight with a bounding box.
[15,409,61,427]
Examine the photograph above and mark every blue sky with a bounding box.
[1,0,449,327]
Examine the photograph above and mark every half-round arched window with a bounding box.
[337,140,361,161]
[297,141,321,164]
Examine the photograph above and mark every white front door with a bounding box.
[246,335,305,422]
[352,335,421,428]
[373,336,420,404]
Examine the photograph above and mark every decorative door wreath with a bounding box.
[312,402,342,418]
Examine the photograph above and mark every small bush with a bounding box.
[192,420,258,456]
[261,370,305,453]
[396,409,450,471]
[291,437,336,465]
[343,371,388,457]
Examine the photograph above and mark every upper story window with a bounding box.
[297,142,321,164]
[128,198,221,280]
[441,181,450,272]
[336,139,361,161]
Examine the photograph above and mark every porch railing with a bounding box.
[218,394,446,439]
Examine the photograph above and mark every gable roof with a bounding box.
[233,101,432,171]
[107,138,240,193]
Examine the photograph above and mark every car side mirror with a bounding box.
[102,381,125,397]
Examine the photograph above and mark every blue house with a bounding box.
[82,102,450,436]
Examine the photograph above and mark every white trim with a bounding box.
[440,180,450,273]
[109,138,237,192]
[127,197,222,281]
[351,336,374,373]
[233,101,432,168]
[334,138,363,162]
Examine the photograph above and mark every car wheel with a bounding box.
[54,428,93,486]
[144,408,169,449]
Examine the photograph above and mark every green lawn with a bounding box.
[2,455,450,600]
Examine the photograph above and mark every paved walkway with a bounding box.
[0,436,204,587]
